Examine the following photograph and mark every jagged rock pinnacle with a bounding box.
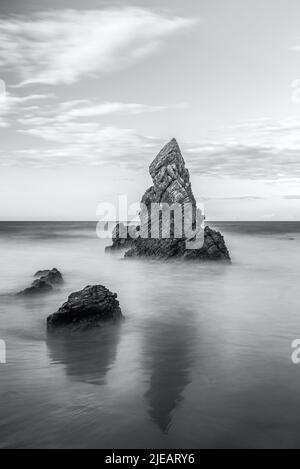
[149,138,183,174]
[145,138,195,205]
[106,138,231,262]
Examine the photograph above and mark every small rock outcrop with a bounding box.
[35,268,63,285]
[47,285,123,328]
[106,138,231,262]
[19,278,54,295]
[18,268,63,295]
[34,269,51,277]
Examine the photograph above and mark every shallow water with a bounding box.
[1,221,300,448]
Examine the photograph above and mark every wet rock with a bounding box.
[18,268,63,296]
[105,223,138,251]
[148,138,196,206]
[42,268,63,285]
[124,226,230,261]
[34,269,51,277]
[18,278,53,295]
[183,226,230,261]
[34,268,63,284]
[47,284,123,329]
[107,138,231,262]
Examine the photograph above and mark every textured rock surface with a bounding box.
[125,226,230,261]
[34,268,63,281]
[107,138,231,262]
[34,269,51,277]
[47,285,123,328]
[147,138,196,205]
[19,278,53,295]
[18,268,64,295]
[39,268,63,285]
[105,223,137,251]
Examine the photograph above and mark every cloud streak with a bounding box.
[5,128,161,169]
[18,99,186,126]
[185,141,300,180]
[1,82,300,182]
[0,8,196,86]
[4,128,300,182]
[0,87,54,127]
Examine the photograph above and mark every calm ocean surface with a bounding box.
[0,221,300,448]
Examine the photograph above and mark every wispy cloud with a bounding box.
[204,196,265,201]
[5,129,300,180]
[4,128,161,169]
[16,95,186,150]
[18,99,186,126]
[59,102,187,119]
[185,141,300,180]
[283,195,300,199]
[1,84,187,168]
[0,8,196,86]
[2,88,300,181]
[0,85,54,127]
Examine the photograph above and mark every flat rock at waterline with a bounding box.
[47,284,123,328]
[105,222,137,251]
[17,268,64,295]
[34,268,63,284]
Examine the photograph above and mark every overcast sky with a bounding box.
[1,0,300,220]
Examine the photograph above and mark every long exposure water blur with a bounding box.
[1,221,300,448]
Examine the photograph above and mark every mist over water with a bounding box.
[1,221,300,448]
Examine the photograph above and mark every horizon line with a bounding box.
[0,219,300,223]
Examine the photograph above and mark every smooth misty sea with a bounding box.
[0,221,300,448]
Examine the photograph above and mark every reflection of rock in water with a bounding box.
[144,319,194,433]
[46,324,121,385]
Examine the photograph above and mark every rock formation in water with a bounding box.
[35,268,63,284]
[107,138,231,262]
[125,225,229,260]
[105,222,136,251]
[18,268,63,295]
[47,284,123,328]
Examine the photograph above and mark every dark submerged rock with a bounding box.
[41,268,63,285]
[34,269,51,277]
[18,268,63,296]
[47,284,123,329]
[183,226,230,261]
[125,226,230,261]
[107,138,231,262]
[19,278,53,295]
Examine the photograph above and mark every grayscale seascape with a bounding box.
[1,221,299,448]
[1,0,300,452]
